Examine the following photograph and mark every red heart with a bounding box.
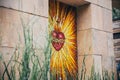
[51,30,65,51]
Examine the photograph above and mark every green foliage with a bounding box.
[0,17,115,80]
[113,8,120,20]
[0,53,2,60]
[0,37,115,80]
[79,56,115,80]
[0,17,51,80]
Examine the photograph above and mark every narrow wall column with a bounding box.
[0,0,48,79]
[77,0,115,78]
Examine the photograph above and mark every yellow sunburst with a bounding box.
[49,0,77,79]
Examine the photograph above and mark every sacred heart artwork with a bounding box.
[49,0,77,79]
[51,30,65,51]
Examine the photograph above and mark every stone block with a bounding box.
[32,18,48,49]
[58,0,87,6]
[78,55,102,77]
[77,26,114,56]
[0,22,24,48]
[0,8,21,24]
[58,0,112,10]
[0,7,48,49]
[86,0,97,4]
[102,56,115,73]
[0,0,48,17]
[78,28,114,57]
[0,46,45,79]
[92,29,108,55]
[102,56,116,80]
[103,8,113,32]
[91,4,103,30]
[77,4,92,31]
[107,33,114,57]
[77,4,113,32]
[103,9,113,32]
[98,0,112,10]
[77,29,93,56]
[0,47,16,80]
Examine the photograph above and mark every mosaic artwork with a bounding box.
[49,0,77,79]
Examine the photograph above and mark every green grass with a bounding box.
[79,56,115,80]
[0,18,115,80]
[113,8,120,20]
[0,17,51,80]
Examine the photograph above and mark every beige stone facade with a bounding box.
[76,0,115,78]
[0,0,115,79]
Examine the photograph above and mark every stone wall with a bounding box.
[76,0,115,78]
[0,0,115,79]
[0,0,48,79]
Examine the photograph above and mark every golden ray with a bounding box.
[49,0,77,79]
